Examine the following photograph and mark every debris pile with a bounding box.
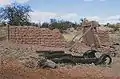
[0,41,38,68]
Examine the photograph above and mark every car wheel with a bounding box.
[95,54,112,65]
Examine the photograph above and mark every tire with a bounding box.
[95,54,112,65]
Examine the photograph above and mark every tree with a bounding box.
[105,23,120,32]
[50,19,79,30]
[50,19,69,31]
[0,3,32,26]
[30,22,39,27]
[41,19,79,32]
[50,19,57,24]
[42,22,49,28]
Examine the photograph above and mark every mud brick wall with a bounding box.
[83,26,110,47]
[9,27,66,48]
[97,30,110,45]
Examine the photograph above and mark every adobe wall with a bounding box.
[82,26,110,48]
[9,26,66,48]
[96,30,110,45]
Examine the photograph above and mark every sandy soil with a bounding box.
[0,60,120,79]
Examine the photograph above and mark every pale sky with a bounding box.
[0,0,120,24]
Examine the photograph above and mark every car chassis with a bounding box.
[37,50,112,67]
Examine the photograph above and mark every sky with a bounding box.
[0,0,120,24]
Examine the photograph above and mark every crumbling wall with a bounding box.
[82,26,98,47]
[82,26,110,48]
[96,30,110,45]
[9,26,66,48]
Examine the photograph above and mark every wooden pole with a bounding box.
[7,25,10,41]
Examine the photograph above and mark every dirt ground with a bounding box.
[111,57,120,76]
[0,59,120,79]
[0,41,120,79]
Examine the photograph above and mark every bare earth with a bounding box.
[0,41,120,79]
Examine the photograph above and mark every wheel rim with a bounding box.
[103,57,110,65]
